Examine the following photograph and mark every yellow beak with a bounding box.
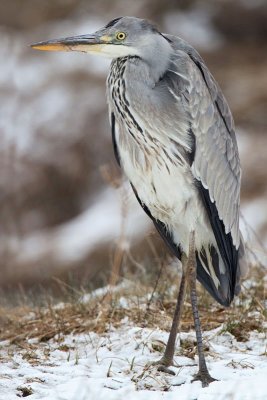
[31,34,109,53]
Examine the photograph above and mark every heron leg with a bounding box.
[153,253,188,375]
[188,232,216,387]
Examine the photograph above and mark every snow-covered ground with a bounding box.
[1,316,266,399]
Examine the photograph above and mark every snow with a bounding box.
[242,199,267,236]
[1,318,266,399]
[4,186,151,268]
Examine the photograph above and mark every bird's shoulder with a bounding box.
[164,34,237,144]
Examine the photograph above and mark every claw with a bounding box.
[192,370,217,387]
[150,356,176,375]
[157,365,176,375]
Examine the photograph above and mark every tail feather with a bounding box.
[197,185,239,305]
[196,244,244,307]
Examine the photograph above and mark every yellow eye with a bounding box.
[116,32,126,41]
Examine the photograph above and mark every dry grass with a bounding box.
[0,262,265,351]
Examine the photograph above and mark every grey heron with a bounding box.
[31,16,247,387]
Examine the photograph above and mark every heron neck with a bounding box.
[138,35,173,85]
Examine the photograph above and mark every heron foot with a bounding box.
[151,357,175,375]
[192,369,217,387]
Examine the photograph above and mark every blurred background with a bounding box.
[0,0,266,302]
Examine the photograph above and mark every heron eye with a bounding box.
[116,32,126,41]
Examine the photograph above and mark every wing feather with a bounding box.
[188,59,240,248]
[165,35,242,302]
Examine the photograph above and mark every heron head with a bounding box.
[31,16,172,61]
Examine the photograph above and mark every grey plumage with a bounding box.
[103,17,246,306]
[31,17,247,386]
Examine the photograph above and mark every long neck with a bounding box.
[137,34,173,84]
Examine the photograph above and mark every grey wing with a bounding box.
[164,36,242,304]
[166,36,241,250]
[188,50,241,250]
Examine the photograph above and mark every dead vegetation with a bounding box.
[0,262,265,354]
